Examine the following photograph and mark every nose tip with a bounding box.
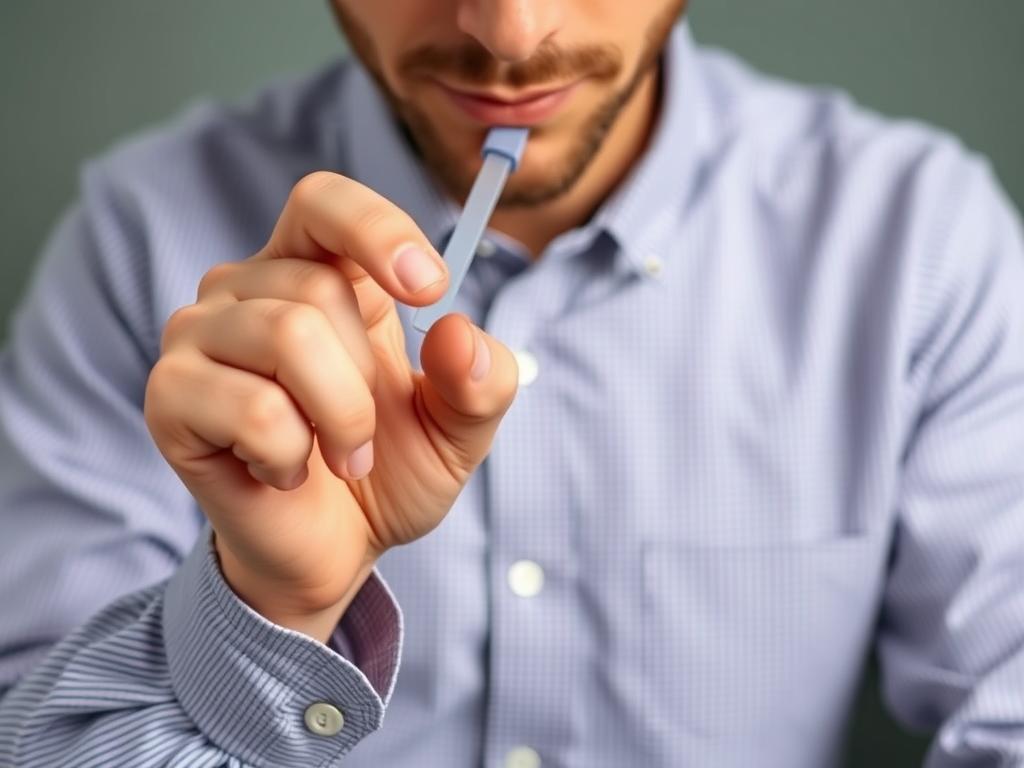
[457,0,562,63]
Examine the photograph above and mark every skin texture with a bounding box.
[331,0,686,255]
[145,0,684,643]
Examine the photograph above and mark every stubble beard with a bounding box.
[332,1,685,208]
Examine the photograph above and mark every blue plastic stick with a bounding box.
[412,127,529,333]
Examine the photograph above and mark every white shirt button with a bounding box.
[304,702,344,736]
[505,746,542,768]
[507,560,545,598]
[476,238,498,258]
[643,254,663,277]
[513,349,539,387]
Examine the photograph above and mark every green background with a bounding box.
[2,1,1022,763]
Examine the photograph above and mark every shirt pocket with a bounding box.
[637,532,888,746]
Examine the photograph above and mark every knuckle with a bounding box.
[241,386,294,436]
[267,303,328,351]
[291,171,342,208]
[349,200,404,242]
[292,261,348,311]
[161,304,204,350]
[143,355,188,428]
[197,262,240,300]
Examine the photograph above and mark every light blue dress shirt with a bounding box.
[2,22,1024,768]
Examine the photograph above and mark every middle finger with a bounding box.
[196,258,376,390]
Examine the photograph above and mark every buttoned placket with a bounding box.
[475,241,585,767]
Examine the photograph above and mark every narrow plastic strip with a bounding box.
[412,127,529,333]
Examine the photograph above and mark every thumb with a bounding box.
[417,313,519,471]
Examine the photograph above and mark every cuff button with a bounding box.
[304,702,345,737]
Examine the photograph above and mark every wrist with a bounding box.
[213,533,376,644]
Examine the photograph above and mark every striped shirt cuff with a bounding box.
[162,525,403,766]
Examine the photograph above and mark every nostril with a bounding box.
[456,0,560,64]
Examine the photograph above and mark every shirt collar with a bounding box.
[339,21,711,278]
[588,21,713,278]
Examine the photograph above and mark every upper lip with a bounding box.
[433,80,576,105]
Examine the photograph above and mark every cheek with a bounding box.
[590,0,681,62]
[336,1,429,89]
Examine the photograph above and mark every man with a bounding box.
[1,1,1022,765]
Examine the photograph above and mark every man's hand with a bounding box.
[144,172,519,642]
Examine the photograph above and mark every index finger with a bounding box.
[255,171,449,307]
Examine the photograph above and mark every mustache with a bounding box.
[398,39,623,89]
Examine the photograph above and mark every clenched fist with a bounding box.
[144,172,519,642]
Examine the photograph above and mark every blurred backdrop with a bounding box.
[2,1,1023,763]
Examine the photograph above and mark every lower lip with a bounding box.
[438,82,578,126]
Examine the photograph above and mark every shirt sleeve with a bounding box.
[1,528,402,767]
[0,163,402,765]
[877,153,1024,766]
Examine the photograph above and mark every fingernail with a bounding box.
[393,245,445,294]
[345,440,374,479]
[469,324,491,381]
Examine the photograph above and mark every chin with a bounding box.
[413,115,587,206]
